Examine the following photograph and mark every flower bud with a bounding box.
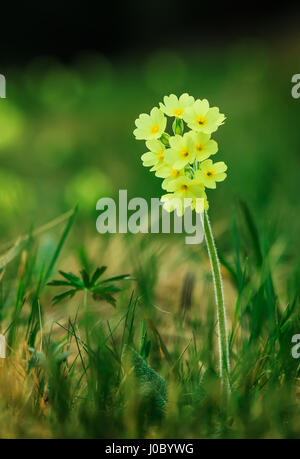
[172,118,184,136]
[160,132,170,146]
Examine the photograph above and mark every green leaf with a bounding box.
[44,205,78,285]
[55,350,73,362]
[93,284,121,293]
[99,273,131,284]
[93,291,117,307]
[90,266,107,285]
[59,270,84,289]
[80,269,90,288]
[239,200,262,266]
[124,346,167,414]
[47,280,72,287]
[52,289,77,305]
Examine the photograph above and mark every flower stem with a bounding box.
[203,211,231,403]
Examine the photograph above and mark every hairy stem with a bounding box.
[203,211,231,402]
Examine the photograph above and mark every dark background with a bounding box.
[1,1,300,65]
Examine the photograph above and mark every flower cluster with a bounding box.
[133,94,227,215]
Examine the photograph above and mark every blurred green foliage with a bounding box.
[0,42,300,248]
[0,37,300,436]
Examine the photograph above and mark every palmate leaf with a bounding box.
[98,273,132,284]
[58,271,85,288]
[93,284,122,294]
[48,266,132,306]
[80,269,90,288]
[47,279,71,287]
[92,290,117,307]
[91,266,107,285]
[92,285,123,306]
[52,289,77,305]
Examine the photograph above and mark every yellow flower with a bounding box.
[195,194,209,213]
[154,162,185,190]
[164,176,203,198]
[161,170,185,191]
[154,163,184,179]
[141,140,166,169]
[164,133,195,169]
[161,176,209,215]
[134,94,227,215]
[159,93,195,118]
[134,107,167,140]
[188,131,218,162]
[194,159,227,189]
[183,99,225,134]
[160,193,185,215]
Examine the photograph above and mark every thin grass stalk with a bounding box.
[203,211,230,402]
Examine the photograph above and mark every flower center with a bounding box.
[173,108,183,117]
[158,151,164,161]
[195,142,205,152]
[150,124,159,135]
[180,184,189,192]
[205,169,215,178]
[196,116,206,127]
[179,148,190,159]
[171,169,180,178]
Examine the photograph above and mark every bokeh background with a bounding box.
[1,2,300,439]
[0,1,300,247]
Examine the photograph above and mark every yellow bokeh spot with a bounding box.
[196,116,207,127]
[150,124,159,134]
[173,108,183,116]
